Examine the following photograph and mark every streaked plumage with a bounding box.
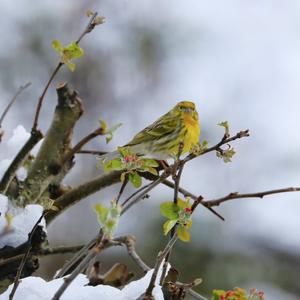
[101,101,200,161]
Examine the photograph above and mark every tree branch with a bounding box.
[0,82,32,141]
[60,127,106,166]
[143,232,178,298]
[21,83,83,205]
[204,187,300,207]
[9,212,45,300]
[32,12,101,131]
[46,171,122,224]
[0,129,43,195]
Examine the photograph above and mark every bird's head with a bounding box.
[174,101,198,121]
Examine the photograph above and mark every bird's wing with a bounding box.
[126,111,178,146]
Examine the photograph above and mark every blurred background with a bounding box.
[1,0,300,299]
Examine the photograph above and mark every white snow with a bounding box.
[0,265,168,300]
[0,194,46,248]
[0,126,46,248]
[6,125,30,157]
[0,125,31,181]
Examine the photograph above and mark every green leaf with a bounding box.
[63,42,84,59]
[105,123,122,144]
[66,62,76,71]
[211,290,226,300]
[99,120,107,131]
[94,204,108,224]
[163,219,177,235]
[216,147,236,163]
[160,202,179,219]
[103,158,123,172]
[52,39,62,52]
[118,147,128,157]
[218,121,230,135]
[142,159,159,168]
[143,167,158,175]
[202,140,208,147]
[185,219,193,229]
[128,172,142,188]
[120,172,126,182]
[177,225,190,242]
[52,40,84,71]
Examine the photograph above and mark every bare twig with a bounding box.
[0,129,43,194]
[160,143,184,284]
[75,12,99,44]
[125,130,249,220]
[48,129,247,222]
[184,129,250,163]
[0,254,23,268]
[0,82,32,136]
[32,62,63,131]
[54,233,101,279]
[60,127,106,166]
[9,212,46,300]
[115,235,150,272]
[187,289,209,300]
[144,232,178,297]
[121,181,153,207]
[0,245,84,269]
[51,248,99,300]
[204,187,300,207]
[32,12,100,131]
[121,176,167,214]
[162,180,225,221]
[39,245,84,256]
[116,176,128,204]
[77,150,107,156]
[51,236,122,300]
[46,171,122,224]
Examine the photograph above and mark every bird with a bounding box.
[100,101,200,162]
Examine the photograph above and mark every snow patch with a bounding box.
[0,195,45,248]
[0,265,169,300]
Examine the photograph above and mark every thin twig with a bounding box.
[32,12,100,131]
[204,187,300,207]
[52,236,121,300]
[144,232,178,297]
[9,212,46,300]
[51,248,99,300]
[0,129,43,194]
[121,176,167,214]
[75,12,98,44]
[60,127,105,165]
[77,150,107,156]
[160,143,184,284]
[162,180,225,221]
[187,289,209,300]
[115,235,150,272]
[184,129,250,163]
[127,129,249,220]
[54,237,98,279]
[32,62,63,131]
[0,82,32,131]
[121,181,154,207]
[0,245,84,268]
[0,254,24,268]
[39,245,84,256]
[116,176,128,204]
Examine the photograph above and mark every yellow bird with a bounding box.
[102,101,200,161]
